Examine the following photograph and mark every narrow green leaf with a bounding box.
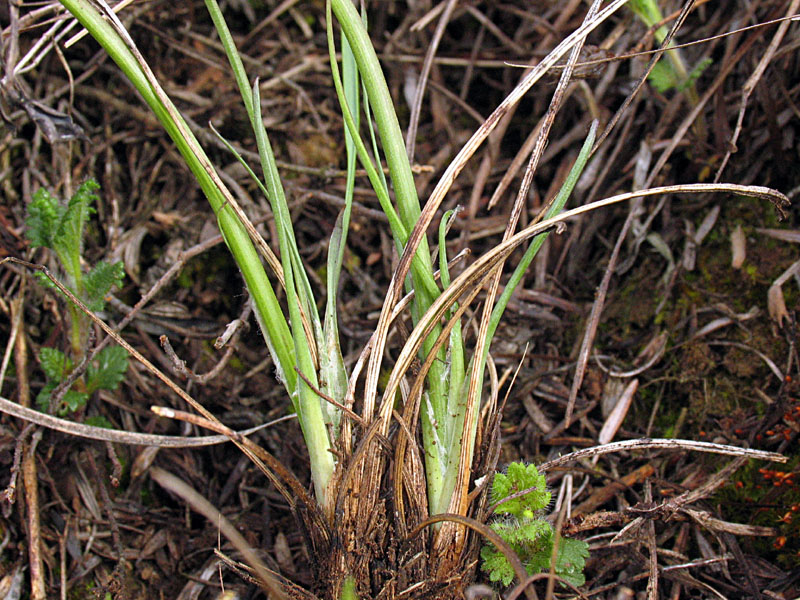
[340,576,359,600]
[55,179,99,286]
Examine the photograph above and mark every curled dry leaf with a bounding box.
[131,446,161,480]
[731,224,746,269]
[767,259,800,327]
[598,378,639,445]
[111,224,148,285]
[768,284,789,327]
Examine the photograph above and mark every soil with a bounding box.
[0,1,799,599]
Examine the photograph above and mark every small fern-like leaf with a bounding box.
[480,545,516,587]
[57,180,98,255]
[25,187,64,249]
[87,346,128,393]
[39,347,71,381]
[482,462,588,589]
[492,462,550,517]
[555,537,590,587]
[84,260,124,311]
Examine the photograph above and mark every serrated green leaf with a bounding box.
[60,389,89,414]
[480,545,516,586]
[555,537,589,587]
[39,347,71,381]
[87,346,128,393]
[648,60,679,93]
[84,260,125,310]
[26,187,64,248]
[492,462,551,517]
[483,462,587,588]
[33,271,59,290]
[678,57,712,93]
[39,385,89,415]
[26,179,103,299]
[36,383,56,412]
[53,179,98,283]
[504,518,552,547]
[58,180,98,253]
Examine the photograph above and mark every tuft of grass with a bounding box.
[50,0,789,596]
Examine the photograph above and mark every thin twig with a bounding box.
[540,439,786,473]
[13,292,46,600]
[0,393,283,447]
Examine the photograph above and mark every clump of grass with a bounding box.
[49,0,790,598]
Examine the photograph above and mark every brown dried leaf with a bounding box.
[731,224,746,269]
[768,284,789,327]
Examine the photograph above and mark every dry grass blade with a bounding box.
[361,0,633,422]
[0,394,284,447]
[539,439,786,473]
[381,182,789,411]
[404,0,458,161]
[11,293,46,600]
[714,0,800,182]
[149,466,296,600]
[438,0,605,563]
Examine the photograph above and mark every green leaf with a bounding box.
[87,346,129,393]
[678,57,713,93]
[647,60,679,93]
[85,415,113,428]
[480,544,516,587]
[494,517,552,547]
[57,179,98,254]
[491,462,551,517]
[33,271,58,290]
[61,389,90,414]
[555,537,590,587]
[26,179,102,296]
[36,383,56,412]
[38,384,89,415]
[627,0,662,28]
[482,462,588,588]
[39,347,72,381]
[339,576,358,600]
[26,187,64,248]
[84,260,125,311]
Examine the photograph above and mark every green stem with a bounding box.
[58,0,295,405]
